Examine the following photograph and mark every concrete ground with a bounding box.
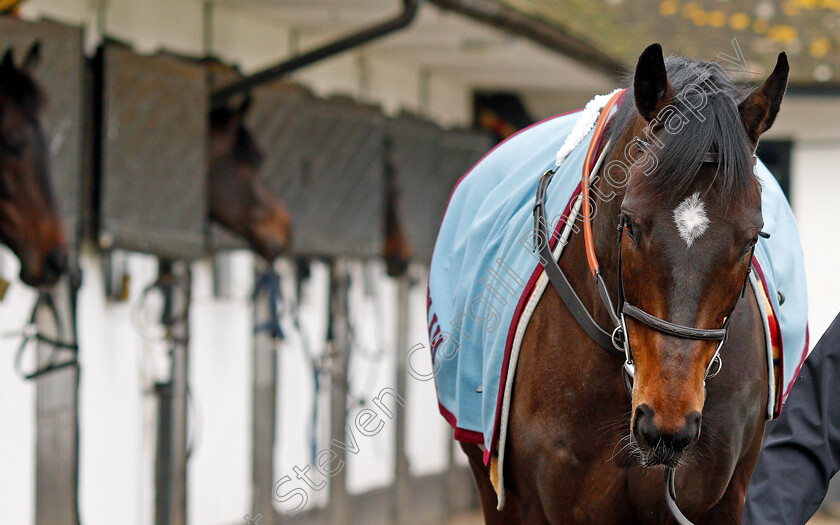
[810,514,840,525]
[447,511,482,525]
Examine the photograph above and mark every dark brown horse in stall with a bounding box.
[0,43,68,286]
[209,95,291,261]
[383,136,412,277]
[209,71,409,272]
[458,45,790,524]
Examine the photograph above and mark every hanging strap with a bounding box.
[665,468,694,525]
[253,269,285,340]
[14,290,80,380]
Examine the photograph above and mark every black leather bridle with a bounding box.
[534,168,733,377]
[532,156,759,525]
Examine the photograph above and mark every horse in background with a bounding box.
[0,42,68,287]
[209,94,291,262]
[383,136,412,277]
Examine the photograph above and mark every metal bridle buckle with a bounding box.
[705,349,723,379]
[623,359,636,379]
[618,315,636,381]
[611,325,625,353]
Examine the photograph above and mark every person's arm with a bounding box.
[743,313,840,524]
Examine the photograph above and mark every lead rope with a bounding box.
[666,468,694,525]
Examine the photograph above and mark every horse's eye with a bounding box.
[633,138,649,156]
[741,236,759,257]
[622,214,640,243]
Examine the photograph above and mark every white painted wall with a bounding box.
[0,249,38,525]
[1,245,438,525]
[766,95,840,341]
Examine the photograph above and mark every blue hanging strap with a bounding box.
[253,269,285,340]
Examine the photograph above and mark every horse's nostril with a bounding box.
[685,411,702,442]
[47,247,67,273]
[633,404,658,448]
[40,247,68,285]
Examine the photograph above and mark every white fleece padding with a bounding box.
[555,89,622,167]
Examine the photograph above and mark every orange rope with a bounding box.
[582,90,624,277]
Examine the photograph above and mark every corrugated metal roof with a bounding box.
[449,0,840,86]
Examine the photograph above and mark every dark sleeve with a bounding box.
[743,313,840,525]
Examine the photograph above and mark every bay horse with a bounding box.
[209,94,291,261]
[461,44,788,523]
[0,43,68,287]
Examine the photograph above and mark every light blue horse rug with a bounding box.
[427,91,809,486]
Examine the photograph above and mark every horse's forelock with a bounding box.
[609,56,757,207]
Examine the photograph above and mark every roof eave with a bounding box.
[428,0,626,81]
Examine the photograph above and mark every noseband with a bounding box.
[532,90,756,525]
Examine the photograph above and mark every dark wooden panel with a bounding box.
[99,45,207,260]
[390,118,492,263]
[386,114,445,263]
[437,128,494,197]
[248,84,385,259]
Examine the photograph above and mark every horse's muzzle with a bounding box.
[633,404,701,465]
[22,246,68,288]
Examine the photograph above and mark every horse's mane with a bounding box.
[607,56,756,204]
[210,105,264,166]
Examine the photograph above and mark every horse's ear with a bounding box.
[738,52,789,144]
[2,48,13,70]
[22,41,41,73]
[235,93,252,117]
[634,43,673,122]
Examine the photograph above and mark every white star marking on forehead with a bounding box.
[673,192,709,248]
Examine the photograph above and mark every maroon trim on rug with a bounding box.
[439,402,484,444]
[751,258,783,419]
[751,258,808,419]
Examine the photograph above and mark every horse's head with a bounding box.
[609,44,788,465]
[209,95,291,262]
[0,43,68,287]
